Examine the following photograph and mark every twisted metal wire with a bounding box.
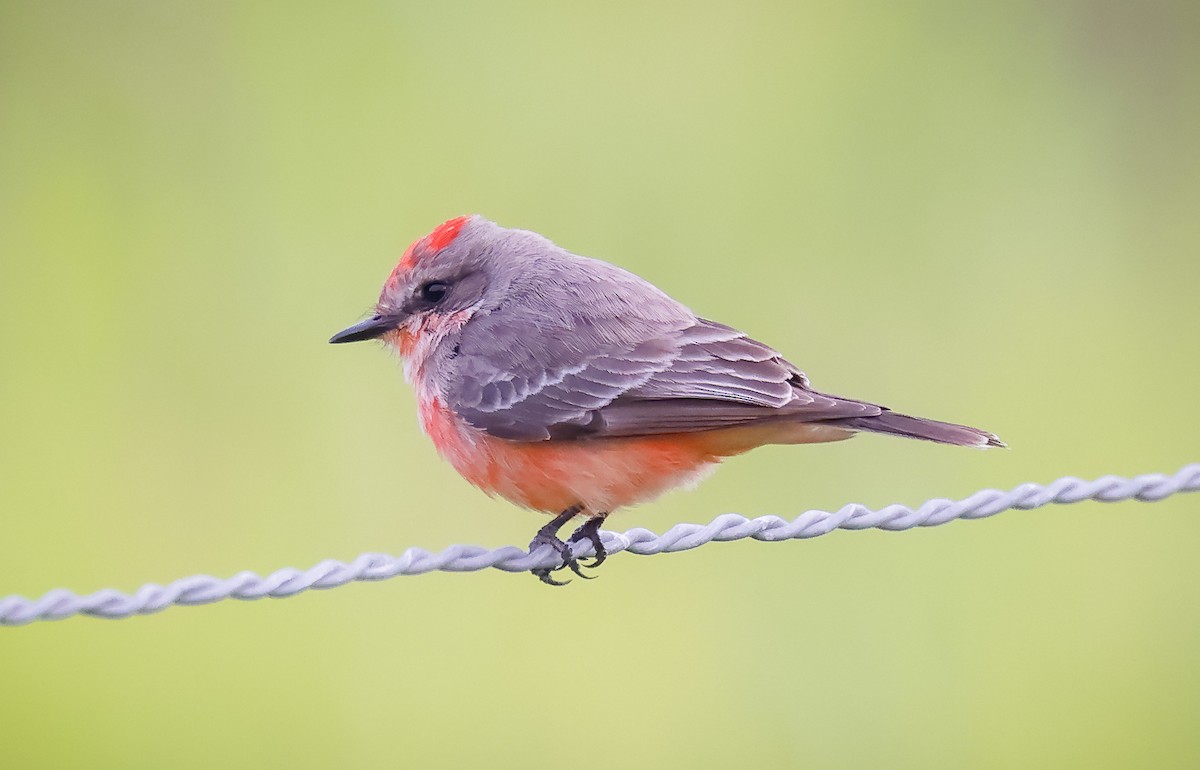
[3,463,1197,626]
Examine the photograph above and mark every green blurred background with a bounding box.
[2,2,1198,767]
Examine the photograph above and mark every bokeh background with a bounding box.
[2,2,1199,767]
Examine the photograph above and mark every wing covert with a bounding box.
[446,317,881,441]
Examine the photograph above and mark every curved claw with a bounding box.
[532,567,571,586]
[526,506,613,585]
[575,545,606,569]
[527,506,588,585]
[567,517,608,570]
[577,554,606,570]
[568,560,597,579]
[545,541,596,579]
[575,539,607,569]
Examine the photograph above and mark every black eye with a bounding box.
[419,281,450,304]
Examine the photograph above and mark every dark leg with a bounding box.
[528,505,588,586]
[567,513,610,569]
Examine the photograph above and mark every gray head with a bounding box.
[328,215,540,345]
[329,215,687,351]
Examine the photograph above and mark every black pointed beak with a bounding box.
[329,314,400,344]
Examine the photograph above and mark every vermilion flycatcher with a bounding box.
[332,216,1003,584]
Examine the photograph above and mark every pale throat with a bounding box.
[385,309,475,398]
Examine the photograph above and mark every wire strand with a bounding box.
[3,463,1197,626]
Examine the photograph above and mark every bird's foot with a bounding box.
[528,506,590,586]
[528,531,591,586]
[567,515,609,569]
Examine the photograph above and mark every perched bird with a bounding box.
[331,216,1003,584]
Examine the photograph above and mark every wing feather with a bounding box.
[446,317,881,441]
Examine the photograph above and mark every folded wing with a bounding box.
[445,318,882,441]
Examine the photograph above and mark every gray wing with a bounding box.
[445,315,882,442]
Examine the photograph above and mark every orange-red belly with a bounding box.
[417,398,849,514]
[419,399,719,513]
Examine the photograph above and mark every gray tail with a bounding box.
[834,412,1005,449]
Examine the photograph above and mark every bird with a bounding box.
[331,215,1003,584]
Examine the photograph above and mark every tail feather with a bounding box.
[834,412,1005,449]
